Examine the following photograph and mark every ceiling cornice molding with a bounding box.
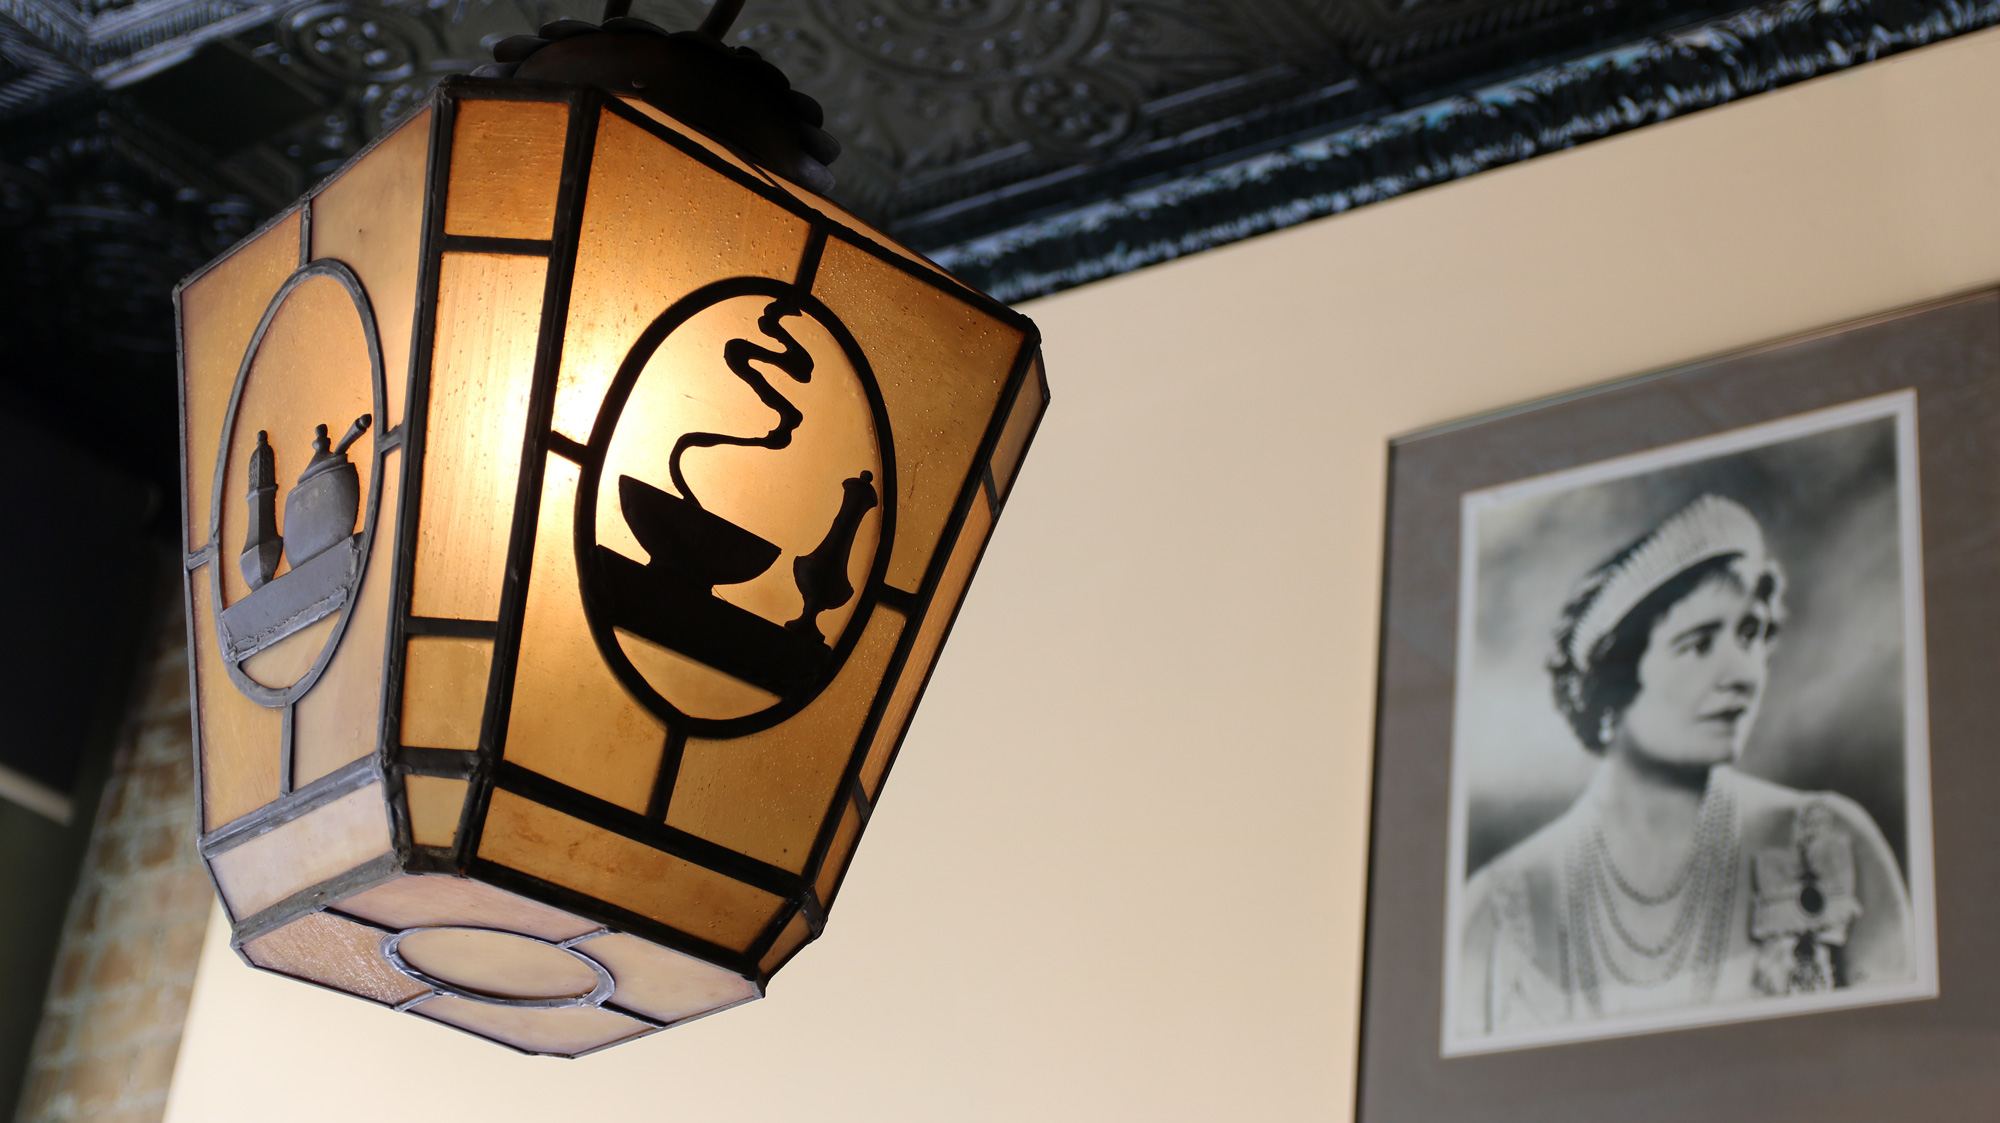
[927,0,2000,303]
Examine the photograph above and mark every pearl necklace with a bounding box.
[1597,825,1696,906]
[1568,778,1739,1008]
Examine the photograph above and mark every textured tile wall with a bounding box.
[15,608,209,1123]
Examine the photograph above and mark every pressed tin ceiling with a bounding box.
[1,0,1995,477]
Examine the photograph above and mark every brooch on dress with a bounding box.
[1751,801,1862,995]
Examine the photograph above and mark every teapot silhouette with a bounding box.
[238,414,371,591]
[285,415,372,567]
[225,413,373,664]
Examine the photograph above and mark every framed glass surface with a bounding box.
[1360,290,2000,1122]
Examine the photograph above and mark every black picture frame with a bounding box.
[1358,289,2000,1121]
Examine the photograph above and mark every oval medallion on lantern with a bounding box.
[211,261,384,705]
[580,282,892,731]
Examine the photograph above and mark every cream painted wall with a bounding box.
[164,28,2000,1121]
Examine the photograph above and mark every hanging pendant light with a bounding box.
[173,0,1047,1057]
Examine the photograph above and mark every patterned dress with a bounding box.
[1456,766,1913,1039]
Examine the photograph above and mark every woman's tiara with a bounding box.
[1566,494,1769,667]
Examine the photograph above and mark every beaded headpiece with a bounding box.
[1564,494,1771,670]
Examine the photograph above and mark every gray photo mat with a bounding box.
[1358,291,2000,1123]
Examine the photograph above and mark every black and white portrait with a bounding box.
[1440,390,1940,1056]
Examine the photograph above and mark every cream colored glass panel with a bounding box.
[758,912,811,975]
[191,569,281,830]
[240,613,336,690]
[444,98,568,240]
[504,455,663,811]
[397,928,598,999]
[336,873,599,942]
[812,237,1021,589]
[242,911,425,1005]
[311,108,430,429]
[815,797,862,907]
[217,272,376,608]
[405,775,468,847]
[668,608,904,873]
[862,490,993,799]
[401,636,492,749]
[989,355,1047,500]
[292,447,400,786]
[209,783,391,919]
[412,996,645,1056]
[571,933,758,1023]
[480,791,784,953]
[410,252,543,620]
[553,109,809,444]
[181,208,302,547]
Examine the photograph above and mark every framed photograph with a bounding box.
[1359,291,2000,1122]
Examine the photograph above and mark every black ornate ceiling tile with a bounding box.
[0,11,91,118]
[1,0,1996,487]
[760,0,1363,224]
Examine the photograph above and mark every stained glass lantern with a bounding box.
[172,3,1047,1057]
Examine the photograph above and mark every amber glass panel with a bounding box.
[336,873,599,942]
[190,569,281,829]
[311,109,430,429]
[862,490,993,799]
[413,996,646,1056]
[812,237,1021,590]
[480,791,784,953]
[292,447,400,786]
[243,910,426,1005]
[240,613,337,689]
[594,293,882,633]
[180,208,302,547]
[616,98,775,184]
[758,911,811,975]
[616,631,777,721]
[217,272,378,607]
[410,252,544,621]
[398,928,598,999]
[401,636,492,749]
[571,933,758,1023]
[989,354,1047,501]
[444,98,568,240]
[592,291,884,714]
[815,797,863,907]
[209,783,392,919]
[552,109,809,444]
[668,608,904,872]
[405,775,468,848]
[504,455,663,812]
[758,173,961,284]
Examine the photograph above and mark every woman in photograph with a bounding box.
[1456,494,1914,1037]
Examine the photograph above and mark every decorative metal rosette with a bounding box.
[472,16,842,192]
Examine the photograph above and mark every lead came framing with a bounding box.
[174,75,1049,1057]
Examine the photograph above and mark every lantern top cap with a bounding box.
[469,0,839,193]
